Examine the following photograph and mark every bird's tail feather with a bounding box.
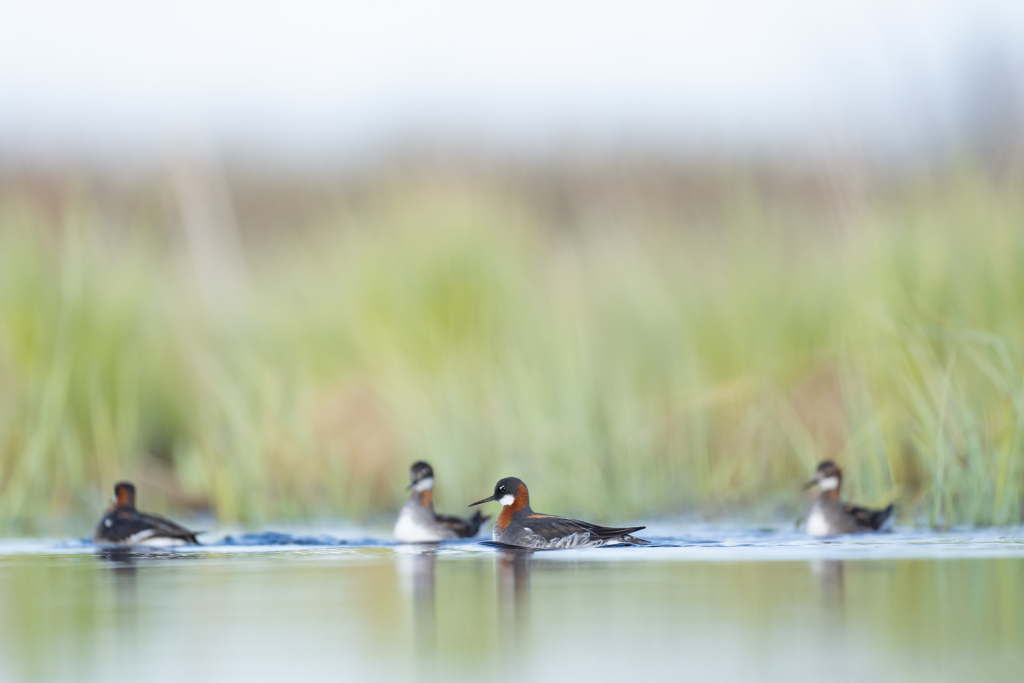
[468,509,491,537]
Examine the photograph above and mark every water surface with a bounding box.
[1,527,1021,682]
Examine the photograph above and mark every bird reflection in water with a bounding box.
[395,544,440,674]
[810,559,846,613]
[95,548,139,596]
[95,548,142,638]
[496,548,532,641]
[95,548,200,611]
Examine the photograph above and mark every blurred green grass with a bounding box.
[1,163,1023,529]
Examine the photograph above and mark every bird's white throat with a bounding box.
[818,476,839,491]
[500,494,515,506]
[413,477,434,492]
[805,508,831,537]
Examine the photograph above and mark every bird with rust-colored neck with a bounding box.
[469,477,648,549]
[803,461,895,536]
[93,482,201,546]
[393,461,490,543]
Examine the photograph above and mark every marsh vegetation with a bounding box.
[1,159,1023,530]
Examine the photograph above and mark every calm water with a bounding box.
[1,526,1022,682]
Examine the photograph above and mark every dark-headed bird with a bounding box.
[93,482,201,546]
[803,461,895,536]
[469,476,648,549]
[393,461,490,543]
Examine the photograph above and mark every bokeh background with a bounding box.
[2,1,1024,532]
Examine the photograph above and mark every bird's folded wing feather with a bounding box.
[436,512,491,537]
[844,503,894,530]
[136,512,200,541]
[435,514,474,536]
[528,516,645,541]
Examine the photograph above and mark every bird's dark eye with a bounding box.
[499,485,506,492]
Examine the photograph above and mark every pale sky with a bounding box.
[1,0,1022,162]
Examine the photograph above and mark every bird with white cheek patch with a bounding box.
[803,460,895,537]
[393,461,490,543]
[469,476,649,549]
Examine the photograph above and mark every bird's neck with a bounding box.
[414,489,434,511]
[821,487,841,502]
[496,491,530,530]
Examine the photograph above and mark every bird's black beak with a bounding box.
[406,482,414,491]
[469,494,497,507]
[802,478,818,490]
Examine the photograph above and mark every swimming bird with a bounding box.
[393,461,490,543]
[93,482,201,546]
[803,461,895,536]
[469,476,648,549]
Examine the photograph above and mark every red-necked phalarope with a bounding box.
[393,461,490,543]
[803,461,895,536]
[469,476,648,549]
[93,482,201,546]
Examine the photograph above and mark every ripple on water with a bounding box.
[0,525,1021,560]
